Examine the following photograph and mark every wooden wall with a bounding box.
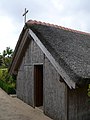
[44,57,67,120]
[16,39,44,107]
[16,37,67,120]
[17,40,34,106]
[68,85,90,120]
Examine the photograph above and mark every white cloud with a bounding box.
[0,0,90,53]
[0,16,22,53]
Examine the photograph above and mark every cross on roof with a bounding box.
[23,8,29,23]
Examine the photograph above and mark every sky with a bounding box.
[0,0,90,53]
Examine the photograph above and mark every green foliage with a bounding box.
[0,68,15,83]
[87,84,90,97]
[0,68,16,94]
[0,47,16,94]
[0,80,16,94]
[0,47,13,68]
[0,55,3,66]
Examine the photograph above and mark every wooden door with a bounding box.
[34,65,43,107]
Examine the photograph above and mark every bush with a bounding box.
[0,68,16,94]
[0,68,15,83]
[0,80,16,94]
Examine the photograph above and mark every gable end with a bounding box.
[29,29,76,89]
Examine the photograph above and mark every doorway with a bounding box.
[34,65,43,107]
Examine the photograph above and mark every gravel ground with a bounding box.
[0,88,52,120]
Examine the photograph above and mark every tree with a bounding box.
[0,53,3,67]
[0,47,13,68]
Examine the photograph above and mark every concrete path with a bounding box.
[0,88,52,120]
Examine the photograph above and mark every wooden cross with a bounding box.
[23,8,29,23]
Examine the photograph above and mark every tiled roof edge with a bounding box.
[26,20,90,36]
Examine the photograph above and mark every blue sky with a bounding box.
[0,0,90,52]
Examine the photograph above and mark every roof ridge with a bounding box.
[26,20,90,36]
